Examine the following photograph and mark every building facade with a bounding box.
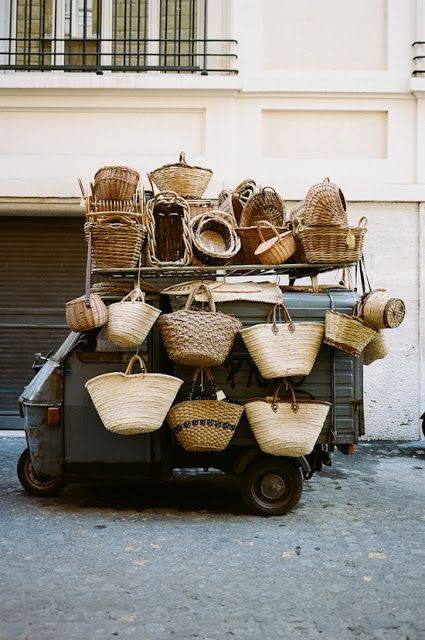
[0,0,423,438]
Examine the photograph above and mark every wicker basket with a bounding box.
[158,282,242,367]
[254,220,296,265]
[234,225,287,265]
[359,289,405,330]
[239,187,286,228]
[290,177,347,226]
[244,381,331,457]
[85,215,146,269]
[85,355,183,436]
[92,166,140,201]
[186,198,213,221]
[191,212,241,266]
[104,288,161,348]
[148,152,213,199]
[145,191,192,266]
[324,310,378,357]
[167,368,243,452]
[363,330,389,365]
[294,217,367,264]
[66,293,107,333]
[240,302,324,379]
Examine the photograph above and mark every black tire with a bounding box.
[240,455,303,516]
[17,448,67,497]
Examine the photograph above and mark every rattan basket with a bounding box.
[359,289,405,330]
[254,220,296,265]
[324,309,378,357]
[290,177,347,226]
[240,302,324,379]
[148,152,213,199]
[92,166,140,201]
[239,186,286,228]
[234,225,287,265]
[85,215,146,269]
[145,191,192,266]
[244,381,331,457]
[186,198,213,220]
[191,211,241,266]
[294,217,367,264]
[104,288,161,348]
[66,293,107,333]
[363,330,389,365]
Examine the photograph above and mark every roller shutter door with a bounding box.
[0,217,86,428]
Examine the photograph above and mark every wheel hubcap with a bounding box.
[260,473,286,499]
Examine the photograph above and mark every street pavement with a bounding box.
[0,435,424,640]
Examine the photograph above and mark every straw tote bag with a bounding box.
[85,355,183,436]
[158,282,242,367]
[244,380,331,457]
[104,287,161,348]
[240,303,324,379]
[167,368,244,452]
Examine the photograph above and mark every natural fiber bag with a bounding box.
[244,381,331,457]
[363,330,389,365]
[167,368,244,452]
[324,309,377,357]
[104,288,161,348]
[359,289,405,330]
[85,355,183,436]
[158,283,242,367]
[254,220,296,265]
[240,302,324,379]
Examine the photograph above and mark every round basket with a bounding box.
[290,177,347,226]
[324,309,378,357]
[360,289,405,329]
[239,186,286,228]
[148,152,212,199]
[294,217,367,264]
[233,224,287,265]
[254,220,296,265]
[92,166,140,201]
[363,330,389,366]
[66,293,107,333]
[191,212,241,266]
[85,215,146,269]
[104,288,161,348]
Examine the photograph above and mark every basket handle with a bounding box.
[256,219,280,244]
[95,214,137,225]
[179,151,187,165]
[184,282,216,313]
[188,367,217,400]
[358,216,368,228]
[84,228,93,308]
[267,303,295,335]
[77,178,86,198]
[124,354,146,376]
[261,186,278,196]
[271,380,299,414]
[119,287,146,304]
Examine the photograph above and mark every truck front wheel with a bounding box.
[17,448,67,497]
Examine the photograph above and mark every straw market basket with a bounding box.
[324,310,378,357]
[363,330,389,365]
[244,381,331,457]
[158,283,242,367]
[66,293,107,332]
[239,187,286,228]
[167,369,243,452]
[85,355,183,436]
[191,212,241,266]
[360,289,405,330]
[148,152,213,199]
[294,217,367,264]
[240,303,324,379]
[92,166,140,201]
[104,288,161,348]
[290,177,347,226]
[254,220,296,265]
[85,215,146,269]
[145,191,192,266]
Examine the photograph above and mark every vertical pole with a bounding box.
[147,0,160,71]
[201,0,207,74]
[54,0,65,69]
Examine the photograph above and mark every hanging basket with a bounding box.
[239,186,286,228]
[104,288,161,348]
[359,289,405,330]
[294,217,367,264]
[191,211,241,266]
[290,177,347,226]
[158,282,242,367]
[167,368,244,452]
[92,166,140,201]
[85,215,146,269]
[244,381,331,457]
[66,293,107,333]
[145,191,192,266]
[85,355,183,436]
[324,310,378,357]
[148,152,213,199]
[363,330,389,365]
[254,220,296,265]
[240,302,324,379]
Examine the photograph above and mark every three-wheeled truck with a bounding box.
[18,264,363,516]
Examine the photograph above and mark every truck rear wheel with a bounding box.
[240,455,303,516]
[17,448,67,497]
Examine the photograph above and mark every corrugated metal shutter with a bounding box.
[0,217,86,428]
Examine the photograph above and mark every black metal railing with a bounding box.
[412,41,425,76]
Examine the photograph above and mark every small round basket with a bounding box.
[360,290,405,329]
[92,166,140,201]
[254,220,296,265]
[191,212,241,266]
[66,293,107,332]
[239,186,286,228]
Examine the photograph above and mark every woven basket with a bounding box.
[85,355,183,436]
[359,289,405,330]
[186,198,213,221]
[324,309,378,357]
[85,215,146,269]
[145,191,192,266]
[167,368,243,452]
[294,217,367,264]
[290,177,347,226]
[244,381,331,457]
[158,283,242,367]
[254,220,296,265]
[234,225,287,265]
[148,152,212,199]
[363,330,389,365]
[104,288,161,348]
[191,212,241,266]
[239,187,286,228]
[66,293,107,333]
[92,166,140,201]
[240,302,324,379]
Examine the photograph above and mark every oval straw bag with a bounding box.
[240,302,324,379]
[290,177,347,226]
[158,282,242,367]
[239,186,286,228]
[191,211,241,266]
[104,288,161,348]
[167,368,244,452]
[324,309,377,357]
[92,166,140,201]
[85,215,146,269]
[363,330,389,366]
[148,152,213,199]
[85,355,183,436]
[254,220,296,265]
[244,381,331,457]
[359,289,405,330]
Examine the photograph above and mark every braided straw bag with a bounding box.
[158,282,242,367]
[254,220,296,265]
[363,330,389,365]
[104,288,161,348]
[240,302,324,379]
[85,215,146,269]
[148,152,213,199]
[324,310,377,357]
[290,177,348,226]
[92,166,140,201]
[191,211,241,266]
[85,355,183,436]
[167,368,244,452]
[244,380,331,457]
[145,191,192,266]
[293,217,367,264]
[239,186,286,228]
[359,289,405,330]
